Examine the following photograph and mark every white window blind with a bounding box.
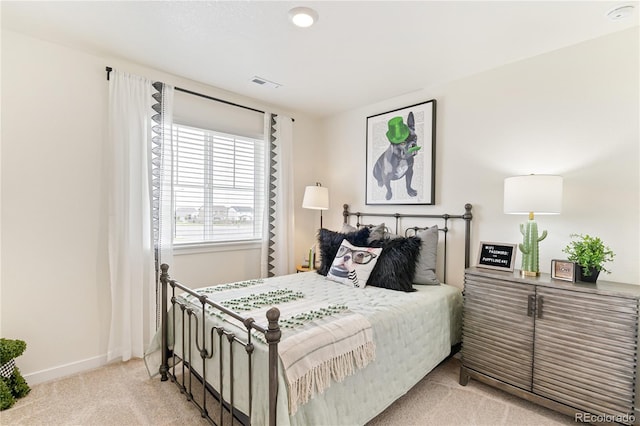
[173,123,265,245]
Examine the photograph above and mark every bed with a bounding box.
[146,203,473,425]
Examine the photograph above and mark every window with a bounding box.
[173,123,265,245]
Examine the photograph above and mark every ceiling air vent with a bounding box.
[251,76,282,89]
[606,4,634,21]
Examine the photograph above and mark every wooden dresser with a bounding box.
[460,267,640,425]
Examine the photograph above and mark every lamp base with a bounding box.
[520,270,539,277]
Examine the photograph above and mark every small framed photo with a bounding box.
[551,259,576,282]
[477,242,517,272]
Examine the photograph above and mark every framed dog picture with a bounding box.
[366,100,436,205]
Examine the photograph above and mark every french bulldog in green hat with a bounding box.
[373,112,421,200]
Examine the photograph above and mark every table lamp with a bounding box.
[302,182,329,229]
[504,175,563,276]
[302,183,329,269]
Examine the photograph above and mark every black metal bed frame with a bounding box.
[343,203,473,283]
[159,267,281,426]
[159,203,473,425]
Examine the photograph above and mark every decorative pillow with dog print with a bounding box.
[326,240,382,289]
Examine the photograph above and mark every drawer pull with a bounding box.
[527,294,536,317]
[537,296,544,318]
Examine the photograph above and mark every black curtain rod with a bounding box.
[105,66,293,121]
[174,86,264,115]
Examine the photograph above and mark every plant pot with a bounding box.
[577,266,600,283]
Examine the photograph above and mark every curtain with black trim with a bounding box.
[107,70,174,362]
[262,113,295,277]
[150,82,174,328]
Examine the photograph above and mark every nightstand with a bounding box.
[296,265,314,273]
[460,267,640,424]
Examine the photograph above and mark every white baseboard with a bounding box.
[24,354,108,385]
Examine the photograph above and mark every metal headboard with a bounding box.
[342,203,473,283]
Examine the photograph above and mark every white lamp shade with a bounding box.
[504,175,562,215]
[302,186,329,210]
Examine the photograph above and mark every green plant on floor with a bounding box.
[562,233,615,277]
[0,338,30,410]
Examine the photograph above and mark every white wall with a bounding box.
[0,29,322,382]
[2,25,637,385]
[321,27,639,288]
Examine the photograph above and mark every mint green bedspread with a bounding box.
[146,271,462,426]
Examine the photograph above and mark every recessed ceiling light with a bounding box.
[606,4,635,21]
[288,7,318,28]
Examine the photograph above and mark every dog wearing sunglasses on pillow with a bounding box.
[372,112,421,201]
[329,249,358,286]
[328,242,379,288]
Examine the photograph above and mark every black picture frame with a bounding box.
[477,242,517,272]
[365,100,436,205]
[551,259,576,282]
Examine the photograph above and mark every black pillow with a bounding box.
[317,227,371,276]
[367,237,422,292]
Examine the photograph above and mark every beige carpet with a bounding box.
[1,356,575,426]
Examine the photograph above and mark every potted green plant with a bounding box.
[0,338,30,410]
[562,234,615,283]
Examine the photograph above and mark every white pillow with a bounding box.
[326,240,382,289]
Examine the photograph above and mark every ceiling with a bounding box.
[2,1,638,117]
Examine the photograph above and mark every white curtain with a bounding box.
[261,114,295,277]
[107,70,156,362]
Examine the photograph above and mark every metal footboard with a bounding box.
[159,264,281,426]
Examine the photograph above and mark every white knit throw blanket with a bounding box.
[278,312,375,415]
[188,282,376,415]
